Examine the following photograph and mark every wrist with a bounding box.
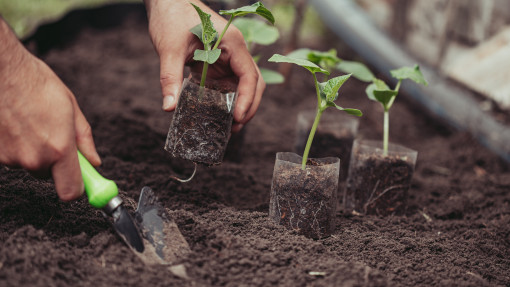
[0,19,29,76]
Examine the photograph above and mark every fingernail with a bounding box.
[239,112,247,122]
[163,95,175,110]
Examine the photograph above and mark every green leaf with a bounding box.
[307,49,341,69]
[190,24,218,44]
[337,60,374,82]
[260,68,285,84]
[233,18,279,46]
[191,3,217,47]
[331,104,363,116]
[365,78,390,101]
[193,49,222,64]
[285,48,312,60]
[268,54,329,75]
[373,89,398,108]
[390,64,428,86]
[220,2,275,24]
[319,74,351,102]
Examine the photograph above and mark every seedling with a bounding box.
[268,54,362,170]
[365,65,428,155]
[191,2,275,88]
[286,48,375,82]
[233,17,283,84]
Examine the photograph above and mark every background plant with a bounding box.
[233,17,284,84]
[365,65,428,155]
[191,2,275,88]
[268,54,362,169]
[286,48,374,82]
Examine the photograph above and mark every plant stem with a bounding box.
[301,108,323,170]
[212,16,233,50]
[301,72,324,169]
[200,62,209,88]
[383,109,389,156]
[199,15,233,89]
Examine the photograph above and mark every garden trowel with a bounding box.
[77,151,190,265]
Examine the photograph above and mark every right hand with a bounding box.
[0,19,101,201]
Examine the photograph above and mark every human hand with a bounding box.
[144,0,265,132]
[0,19,101,201]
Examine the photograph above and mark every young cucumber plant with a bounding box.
[233,17,283,84]
[191,2,275,88]
[365,65,428,156]
[268,54,362,170]
[286,48,375,83]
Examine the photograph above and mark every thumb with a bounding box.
[159,52,185,112]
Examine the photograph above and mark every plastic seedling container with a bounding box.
[269,152,340,239]
[294,110,359,179]
[165,73,237,166]
[344,139,418,216]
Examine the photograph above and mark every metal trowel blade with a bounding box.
[134,186,190,265]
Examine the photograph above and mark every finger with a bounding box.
[238,63,265,125]
[71,98,101,167]
[51,147,84,201]
[231,123,244,133]
[228,50,258,123]
[159,51,186,112]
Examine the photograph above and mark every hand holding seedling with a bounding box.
[365,65,428,155]
[0,18,101,201]
[144,0,267,132]
[268,54,362,169]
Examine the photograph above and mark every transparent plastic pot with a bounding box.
[269,152,340,239]
[344,139,418,216]
[165,74,237,166]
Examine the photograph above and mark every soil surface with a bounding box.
[1,4,510,287]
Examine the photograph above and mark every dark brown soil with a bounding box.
[345,152,414,216]
[269,153,339,239]
[1,4,510,286]
[165,76,236,166]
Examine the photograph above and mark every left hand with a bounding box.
[144,0,265,132]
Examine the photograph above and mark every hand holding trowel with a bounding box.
[77,151,190,265]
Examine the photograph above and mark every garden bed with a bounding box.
[1,5,509,286]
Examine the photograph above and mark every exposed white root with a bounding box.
[170,162,197,183]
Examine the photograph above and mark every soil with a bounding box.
[1,4,510,287]
[165,76,236,166]
[345,152,414,216]
[269,153,340,239]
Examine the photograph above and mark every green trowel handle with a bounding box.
[77,151,118,209]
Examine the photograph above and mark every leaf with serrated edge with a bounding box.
[193,49,222,64]
[390,64,428,86]
[220,2,274,24]
[260,68,284,84]
[337,60,374,82]
[190,24,218,44]
[233,18,279,45]
[191,3,217,46]
[268,54,329,75]
[320,74,351,102]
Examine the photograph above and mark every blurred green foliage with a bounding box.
[0,0,140,39]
